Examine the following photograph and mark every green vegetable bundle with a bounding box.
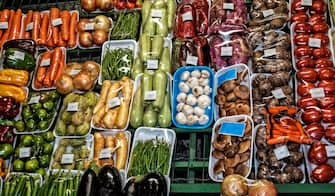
[3,173,41,196]
[128,138,170,177]
[4,48,35,71]
[110,11,140,40]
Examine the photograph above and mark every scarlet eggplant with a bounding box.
[319,96,335,108]
[315,58,333,68]
[302,108,322,124]
[297,82,315,97]
[311,0,326,14]
[312,21,329,33]
[318,80,335,94]
[291,0,308,12]
[294,22,312,33]
[311,164,335,183]
[319,68,335,80]
[298,97,319,109]
[291,12,308,23]
[313,47,331,58]
[325,123,335,143]
[294,46,312,58]
[297,68,318,83]
[296,58,314,69]
[309,14,326,25]
[305,123,324,141]
[294,34,309,45]
[308,142,328,165]
[321,108,335,123]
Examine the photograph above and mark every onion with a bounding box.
[221,174,248,196]
[77,19,92,32]
[73,71,94,91]
[79,32,93,47]
[55,74,74,95]
[94,15,111,32]
[96,0,113,11]
[81,0,96,12]
[82,61,100,79]
[248,180,277,196]
[64,62,82,76]
[93,30,107,46]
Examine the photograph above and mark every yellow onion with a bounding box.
[248,180,277,196]
[82,61,100,79]
[55,74,74,95]
[79,32,93,47]
[93,29,107,46]
[73,71,94,91]
[221,174,248,196]
[94,15,111,32]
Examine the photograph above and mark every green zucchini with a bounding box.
[158,93,171,128]
[152,70,167,109]
[143,105,157,127]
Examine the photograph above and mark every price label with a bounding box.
[263,48,277,57]
[26,22,33,31]
[221,47,233,56]
[219,122,245,137]
[108,97,121,109]
[144,91,157,101]
[61,154,74,164]
[308,38,321,48]
[147,59,159,70]
[70,69,81,76]
[99,148,112,159]
[301,0,312,6]
[326,145,335,157]
[262,9,274,17]
[186,55,198,65]
[0,22,8,29]
[19,147,31,158]
[9,51,25,61]
[84,23,95,31]
[271,88,286,99]
[28,96,41,104]
[274,145,290,160]
[151,9,163,18]
[52,18,62,26]
[67,102,79,112]
[223,3,234,10]
[182,12,193,22]
[310,88,325,98]
[217,68,237,86]
[40,58,50,67]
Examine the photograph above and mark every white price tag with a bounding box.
[274,145,290,160]
[182,12,193,22]
[186,55,198,65]
[262,9,274,17]
[147,59,159,70]
[326,145,335,157]
[9,51,25,61]
[144,91,157,101]
[223,3,234,10]
[26,22,33,31]
[301,0,312,6]
[0,22,8,29]
[308,38,321,48]
[40,58,51,67]
[151,9,163,18]
[28,96,41,104]
[263,48,277,57]
[84,23,95,31]
[67,102,79,112]
[108,97,121,108]
[99,148,112,159]
[271,88,286,99]
[310,88,325,98]
[221,47,233,56]
[70,69,81,76]
[61,154,74,164]
[19,147,31,158]
[52,18,62,26]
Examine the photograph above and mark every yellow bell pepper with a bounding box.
[0,69,29,87]
[0,84,27,102]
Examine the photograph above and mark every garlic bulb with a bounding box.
[186,94,197,106]
[176,112,187,124]
[176,103,185,112]
[191,70,201,78]
[177,92,187,103]
[181,71,190,81]
[198,115,209,125]
[179,82,190,93]
[187,77,199,88]
[198,95,211,109]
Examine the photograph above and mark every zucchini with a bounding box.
[143,105,157,127]
[158,92,171,128]
[152,70,167,109]
[130,86,144,128]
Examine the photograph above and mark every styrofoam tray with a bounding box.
[214,63,253,121]
[329,28,335,64]
[98,40,138,85]
[208,115,254,182]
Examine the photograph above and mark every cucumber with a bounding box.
[130,86,144,128]
[158,93,171,128]
[143,105,158,127]
[151,35,164,59]
[159,47,171,73]
[142,71,153,97]
[131,57,143,80]
[152,70,167,109]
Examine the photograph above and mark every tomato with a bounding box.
[311,0,326,14]
[319,96,335,109]
[297,82,315,97]
[313,47,331,58]
[315,58,333,68]
[322,108,335,123]
[298,96,319,109]
[318,80,335,94]
[312,22,329,33]
[296,58,314,69]
[291,0,308,12]
[297,68,318,83]
[302,108,322,124]
[295,46,312,58]
[292,12,308,23]
[319,67,335,80]
[309,14,326,24]
[311,33,329,46]
[294,22,312,33]
[294,34,309,45]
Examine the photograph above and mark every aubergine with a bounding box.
[96,166,123,196]
[140,172,168,196]
[78,169,97,196]
[123,176,143,196]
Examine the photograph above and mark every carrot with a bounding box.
[31,11,41,44]
[115,132,128,169]
[58,31,66,47]
[93,132,105,166]
[33,78,43,89]
[39,12,49,45]
[43,47,62,87]
[68,11,77,48]
[0,10,15,47]
[54,49,65,80]
[60,10,70,41]
[8,9,22,40]
[50,7,60,45]
[36,51,52,83]
[0,9,10,39]
[23,10,33,39]
[100,135,115,167]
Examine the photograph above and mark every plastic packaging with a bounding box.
[209,0,247,27]
[110,11,141,40]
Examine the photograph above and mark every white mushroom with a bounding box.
[203,86,212,95]
[191,70,201,78]
[199,78,209,86]
[198,95,211,109]
[192,86,203,97]
[176,103,185,112]
[198,115,209,125]
[187,77,199,89]
[176,112,187,124]
[179,82,190,93]
[194,106,205,116]
[182,104,194,115]
[201,70,210,79]
[186,94,197,106]
[181,71,190,81]
[177,92,187,103]
[186,115,197,125]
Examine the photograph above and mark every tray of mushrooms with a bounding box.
[208,115,254,182]
[214,64,253,121]
[254,124,306,183]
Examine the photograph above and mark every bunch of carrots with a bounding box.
[22,7,77,48]
[0,9,22,47]
[34,47,65,89]
[266,106,311,145]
